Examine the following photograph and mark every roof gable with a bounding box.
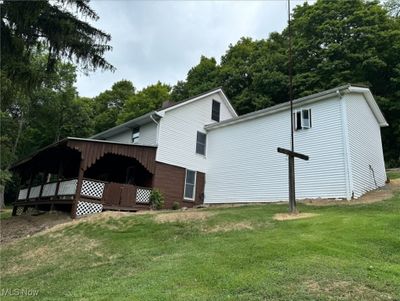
[157,88,237,117]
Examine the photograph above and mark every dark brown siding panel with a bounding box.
[153,162,205,209]
[66,139,157,173]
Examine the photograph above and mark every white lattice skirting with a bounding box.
[76,201,103,216]
[136,188,151,204]
[81,180,105,199]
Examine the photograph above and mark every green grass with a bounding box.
[0,207,12,220]
[1,195,399,301]
[387,170,400,180]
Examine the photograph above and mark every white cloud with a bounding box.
[76,0,310,97]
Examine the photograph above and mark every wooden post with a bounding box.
[288,155,296,213]
[26,172,34,201]
[277,147,309,213]
[71,158,85,219]
[39,172,48,199]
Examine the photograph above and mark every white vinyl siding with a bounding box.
[205,96,348,203]
[156,93,235,172]
[345,94,386,197]
[102,122,158,146]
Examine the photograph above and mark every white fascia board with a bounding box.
[158,88,238,117]
[90,111,161,139]
[346,86,388,127]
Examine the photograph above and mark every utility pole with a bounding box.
[277,0,309,214]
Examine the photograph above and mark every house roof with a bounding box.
[90,87,237,139]
[90,111,161,140]
[205,84,388,131]
[157,87,237,117]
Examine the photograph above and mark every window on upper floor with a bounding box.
[294,109,312,131]
[196,131,206,155]
[212,100,221,122]
[132,127,140,143]
[184,169,197,200]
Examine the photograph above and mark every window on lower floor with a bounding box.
[184,169,197,200]
[132,127,140,143]
[294,109,312,130]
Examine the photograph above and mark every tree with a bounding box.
[1,0,114,92]
[170,56,219,101]
[92,80,136,133]
[118,82,171,124]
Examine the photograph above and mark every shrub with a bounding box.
[149,189,164,210]
[172,201,180,210]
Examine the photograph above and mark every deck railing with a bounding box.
[17,179,152,207]
[16,178,106,202]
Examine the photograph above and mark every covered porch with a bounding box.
[11,138,157,218]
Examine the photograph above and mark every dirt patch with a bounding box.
[203,222,253,233]
[0,211,138,244]
[303,179,400,207]
[0,211,72,244]
[305,279,394,300]
[273,212,319,221]
[154,210,214,223]
[2,234,101,276]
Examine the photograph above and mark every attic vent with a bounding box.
[161,100,176,109]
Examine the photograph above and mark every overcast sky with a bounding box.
[76,0,311,97]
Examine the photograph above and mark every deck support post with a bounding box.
[12,206,17,216]
[26,172,34,202]
[71,157,85,219]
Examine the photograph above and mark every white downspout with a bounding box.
[150,113,160,146]
[339,91,354,200]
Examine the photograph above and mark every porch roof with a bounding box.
[11,137,157,174]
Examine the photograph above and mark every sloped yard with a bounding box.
[1,185,399,300]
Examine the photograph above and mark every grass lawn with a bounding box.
[0,207,13,220]
[387,170,400,180]
[1,195,399,301]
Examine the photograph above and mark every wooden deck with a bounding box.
[13,178,152,218]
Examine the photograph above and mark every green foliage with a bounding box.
[172,201,180,210]
[387,170,400,179]
[118,82,171,124]
[92,80,135,133]
[149,189,165,210]
[1,0,114,92]
[171,56,219,101]
[1,196,399,299]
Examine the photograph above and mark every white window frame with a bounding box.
[132,127,140,143]
[183,169,197,201]
[294,109,312,131]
